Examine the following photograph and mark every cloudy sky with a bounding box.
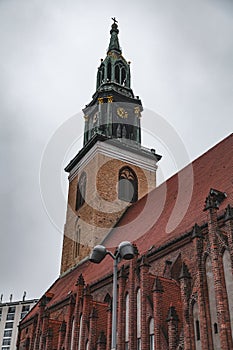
[0,0,232,302]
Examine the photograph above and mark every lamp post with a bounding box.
[90,241,135,350]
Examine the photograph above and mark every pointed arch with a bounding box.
[118,166,138,203]
[104,293,112,306]
[114,61,127,85]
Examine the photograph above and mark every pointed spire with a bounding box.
[107,18,121,54]
[76,273,85,286]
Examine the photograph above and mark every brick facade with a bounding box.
[61,142,158,274]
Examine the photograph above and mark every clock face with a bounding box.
[117,107,128,119]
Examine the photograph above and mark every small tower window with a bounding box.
[76,172,87,210]
[118,167,138,203]
[107,62,112,81]
[121,67,126,85]
[115,64,120,83]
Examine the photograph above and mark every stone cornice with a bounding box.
[68,137,160,182]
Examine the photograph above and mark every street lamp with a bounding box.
[90,241,135,350]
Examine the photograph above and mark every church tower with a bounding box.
[60,19,161,274]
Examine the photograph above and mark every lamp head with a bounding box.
[89,245,107,264]
[118,241,135,260]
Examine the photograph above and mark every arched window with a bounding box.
[86,340,89,350]
[107,62,112,81]
[205,256,220,349]
[223,250,233,338]
[125,293,129,349]
[118,167,138,203]
[76,172,86,210]
[115,62,127,85]
[137,289,141,350]
[149,318,154,350]
[193,302,201,350]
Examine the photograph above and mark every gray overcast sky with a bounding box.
[0,0,233,302]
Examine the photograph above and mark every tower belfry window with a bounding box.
[121,67,126,85]
[76,172,87,210]
[115,64,120,83]
[107,62,112,81]
[118,167,138,203]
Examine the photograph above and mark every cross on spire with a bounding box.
[111,17,118,24]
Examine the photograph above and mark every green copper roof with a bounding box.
[107,18,121,54]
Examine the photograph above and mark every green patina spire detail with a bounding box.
[107,17,121,54]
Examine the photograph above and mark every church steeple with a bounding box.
[61,20,161,273]
[107,18,121,54]
[95,18,131,91]
[83,19,142,146]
